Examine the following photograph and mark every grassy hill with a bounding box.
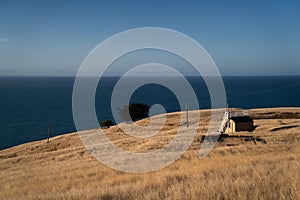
[0,108,299,199]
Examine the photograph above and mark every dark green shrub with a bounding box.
[129,103,150,121]
[100,120,115,128]
[118,103,150,122]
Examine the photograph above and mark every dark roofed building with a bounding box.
[225,116,254,133]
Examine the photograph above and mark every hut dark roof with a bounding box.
[230,116,253,123]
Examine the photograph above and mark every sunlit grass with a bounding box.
[0,108,299,199]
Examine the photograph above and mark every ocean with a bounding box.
[0,76,299,150]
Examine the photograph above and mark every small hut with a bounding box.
[224,111,254,133]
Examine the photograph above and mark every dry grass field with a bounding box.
[0,108,300,200]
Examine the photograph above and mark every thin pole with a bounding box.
[186,104,189,128]
[47,126,50,143]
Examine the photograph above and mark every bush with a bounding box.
[118,103,150,122]
[100,120,115,128]
[129,103,150,121]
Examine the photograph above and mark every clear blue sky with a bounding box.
[0,0,299,76]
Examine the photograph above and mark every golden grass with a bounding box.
[0,108,300,200]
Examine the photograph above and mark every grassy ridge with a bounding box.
[0,108,299,199]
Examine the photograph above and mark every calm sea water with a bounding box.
[0,76,299,150]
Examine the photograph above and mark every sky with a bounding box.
[0,0,299,76]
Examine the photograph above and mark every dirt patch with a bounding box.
[270,125,298,132]
[250,112,300,119]
[199,134,267,146]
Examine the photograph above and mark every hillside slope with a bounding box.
[1,108,300,199]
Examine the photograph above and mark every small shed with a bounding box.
[225,116,254,133]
